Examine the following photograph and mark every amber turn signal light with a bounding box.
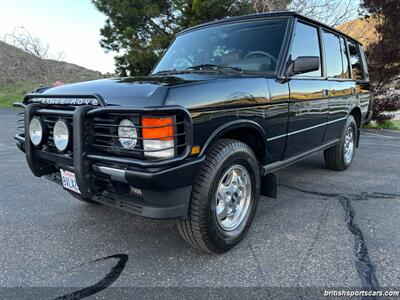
[191,146,200,155]
[141,115,175,159]
[141,116,174,140]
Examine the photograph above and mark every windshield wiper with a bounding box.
[151,69,180,76]
[152,64,243,76]
[187,64,242,73]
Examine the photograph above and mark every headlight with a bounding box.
[29,117,43,146]
[118,119,137,149]
[141,116,175,159]
[53,120,70,151]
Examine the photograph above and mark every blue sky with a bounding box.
[0,0,362,74]
[0,0,115,73]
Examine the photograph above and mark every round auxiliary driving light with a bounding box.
[118,119,137,149]
[53,120,70,151]
[29,117,43,146]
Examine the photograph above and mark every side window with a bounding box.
[348,41,363,80]
[290,22,322,77]
[322,30,343,78]
[339,37,350,79]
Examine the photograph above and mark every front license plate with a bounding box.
[60,169,81,194]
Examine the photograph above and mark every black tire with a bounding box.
[324,115,357,171]
[177,139,260,254]
[67,191,100,204]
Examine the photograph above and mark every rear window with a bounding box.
[348,41,364,80]
[322,31,352,79]
[322,31,343,78]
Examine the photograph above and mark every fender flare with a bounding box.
[347,105,362,123]
[199,119,267,157]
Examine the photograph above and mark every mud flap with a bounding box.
[260,173,278,199]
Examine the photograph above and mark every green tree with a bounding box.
[361,0,400,124]
[92,0,252,76]
[361,0,400,90]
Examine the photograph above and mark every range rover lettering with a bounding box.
[15,12,372,254]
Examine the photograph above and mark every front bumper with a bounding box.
[43,164,201,219]
[15,95,200,220]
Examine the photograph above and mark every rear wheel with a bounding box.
[177,139,260,254]
[324,115,357,171]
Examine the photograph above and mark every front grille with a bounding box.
[16,110,25,140]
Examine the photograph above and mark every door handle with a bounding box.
[322,89,329,97]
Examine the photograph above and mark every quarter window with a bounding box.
[290,22,322,77]
[322,31,343,78]
[348,41,363,80]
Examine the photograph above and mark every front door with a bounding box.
[284,21,329,158]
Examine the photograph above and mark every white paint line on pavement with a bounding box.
[363,132,400,140]
[359,142,400,147]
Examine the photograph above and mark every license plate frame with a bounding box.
[60,169,81,194]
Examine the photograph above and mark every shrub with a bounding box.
[371,94,400,125]
[376,120,396,129]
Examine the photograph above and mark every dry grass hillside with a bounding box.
[0,40,103,107]
[336,17,381,49]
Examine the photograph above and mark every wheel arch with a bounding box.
[349,106,362,128]
[349,106,362,147]
[199,120,267,164]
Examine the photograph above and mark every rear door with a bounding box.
[284,20,329,158]
[358,46,372,121]
[322,31,353,142]
[347,41,371,122]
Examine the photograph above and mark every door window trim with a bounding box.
[281,18,325,80]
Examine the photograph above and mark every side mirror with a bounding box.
[286,56,320,77]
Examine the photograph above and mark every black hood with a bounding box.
[41,74,232,107]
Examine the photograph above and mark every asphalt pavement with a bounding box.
[1,109,399,299]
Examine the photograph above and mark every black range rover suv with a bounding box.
[15,12,372,253]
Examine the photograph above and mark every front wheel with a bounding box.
[324,115,357,171]
[177,139,260,254]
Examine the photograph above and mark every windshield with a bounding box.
[152,18,288,75]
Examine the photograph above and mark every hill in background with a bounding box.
[336,17,380,49]
[0,40,103,107]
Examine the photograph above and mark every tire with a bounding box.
[324,115,357,171]
[67,191,100,204]
[177,139,260,254]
